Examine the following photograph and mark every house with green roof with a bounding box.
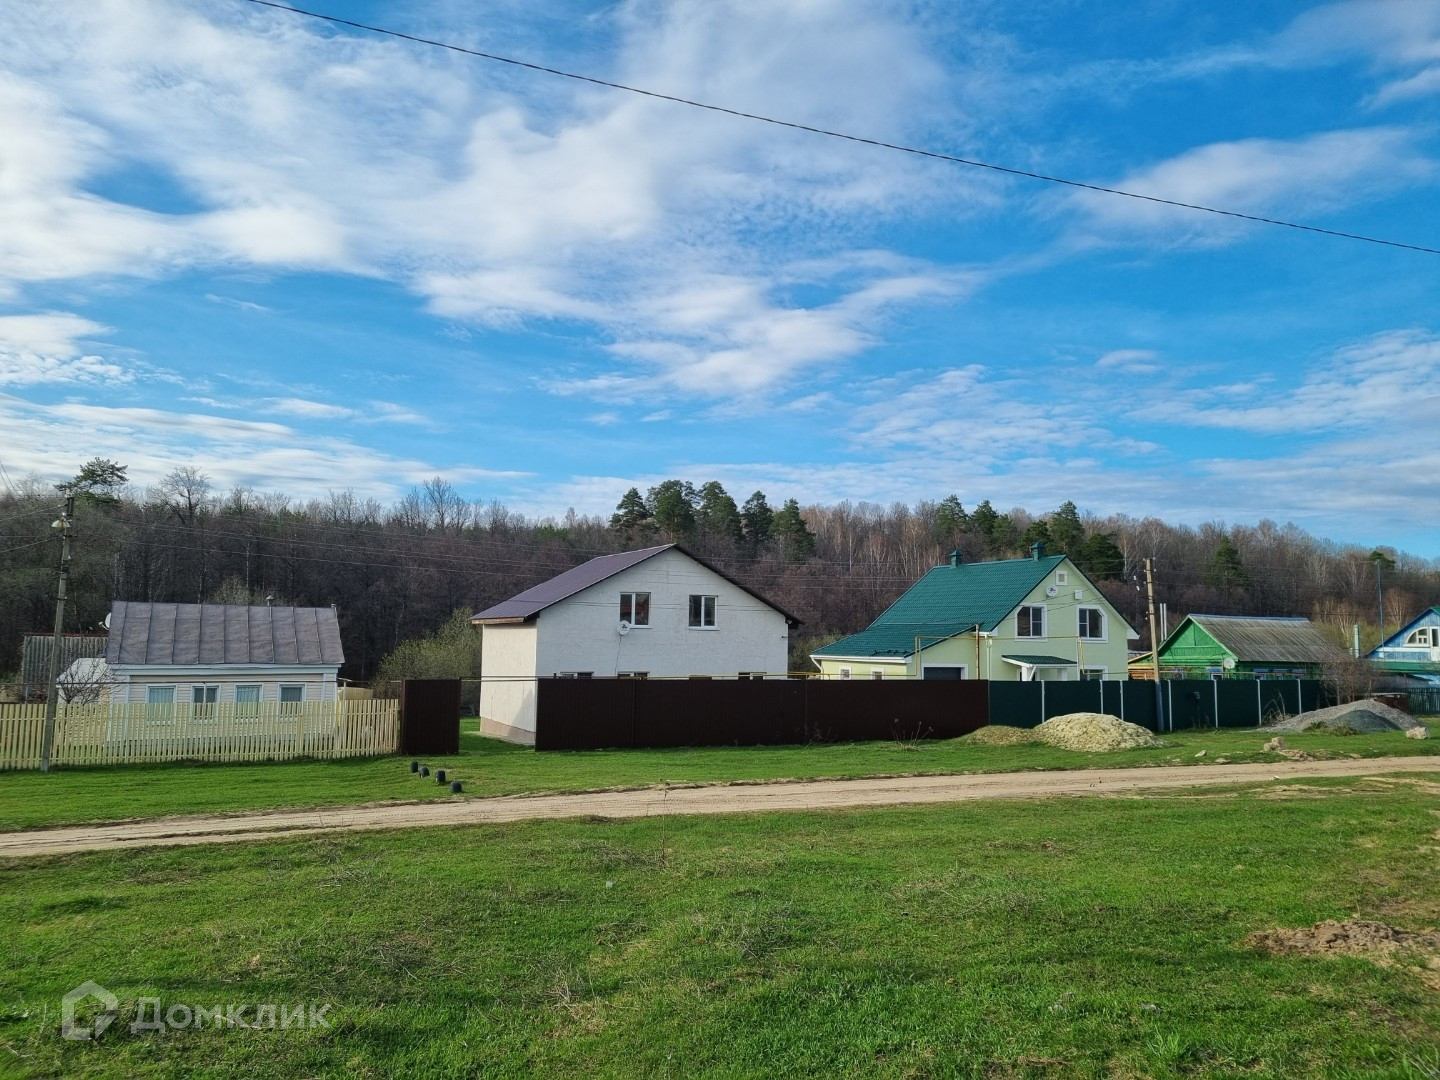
[811,544,1137,681]
[1148,613,1346,680]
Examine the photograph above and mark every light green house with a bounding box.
[811,546,1137,681]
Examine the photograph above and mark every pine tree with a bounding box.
[932,495,968,545]
[1075,532,1125,580]
[695,481,743,544]
[1021,519,1052,551]
[771,498,816,562]
[1048,500,1085,555]
[609,487,654,541]
[646,480,696,541]
[56,458,128,507]
[741,491,773,547]
[1205,534,1251,592]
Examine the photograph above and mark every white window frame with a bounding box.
[1056,571,1068,585]
[191,684,219,704]
[838,666,852,680]
[871,670,884,680]
[235,683,262,719]
[557,672,594,679]
[688,594,718,629]
[1077,607,1106,641]
[278,684,306,710]
[1017,605,1046,639]
[617,671,649,679]
[619,592,651,627]
[1081,667,1106,681]
[146,685,175,705]
[1406,628,1437,647]
[145,684,176,725]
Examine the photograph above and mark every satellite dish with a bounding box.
[101,613,111,630]
[1222,657,1236,670]
[617,620,632,635]
[1046,585,1058,597]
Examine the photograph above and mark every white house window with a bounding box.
[146,685,175,705]
[838,666,852,680]
[871,670,884,680]
[191,685,218,704]
[1405,628,1437,647]
[617,671,649,679]
[235,684,261,717]
[688,594,717,629]
[1078,608,1105,639]
[278,684,305,712]
[557,672,594,679]
[619,592,650,627]
[1056,571,1068,585]
[1017,606,1045,638]
[1081,667,1105,681]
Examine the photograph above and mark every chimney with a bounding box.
[948,549,961,567]
[1030,541,1045,560]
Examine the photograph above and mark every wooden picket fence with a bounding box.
[0,699,399,770]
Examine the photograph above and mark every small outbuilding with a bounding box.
[1151,614,1345,679]
[471,544,797,744]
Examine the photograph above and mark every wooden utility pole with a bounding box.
[1145,558,1164,730]
[39,495,76,773]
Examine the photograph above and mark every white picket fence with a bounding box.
[0,699,400,770]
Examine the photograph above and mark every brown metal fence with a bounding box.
[399,679,461,755]
[534,677,989,751]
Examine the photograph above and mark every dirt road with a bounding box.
[3,756,1437,859]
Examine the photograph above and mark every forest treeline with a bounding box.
[2,459,1436,680]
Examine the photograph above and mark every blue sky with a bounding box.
[2,0,1438,554]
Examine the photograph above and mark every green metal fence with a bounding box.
[986,678,1327,732]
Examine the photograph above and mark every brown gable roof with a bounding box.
[472,544,799,625]
[105,602,344,666]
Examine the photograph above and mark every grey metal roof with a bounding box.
[105,602,344,666]
[21,633,108,693]
[471,544,800,625]
[1185,615,1345,665]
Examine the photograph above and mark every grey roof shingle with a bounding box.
[105,602,344,666]
[1183,615,1345,665]
[471,544,799,625]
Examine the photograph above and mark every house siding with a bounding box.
[478,624,539,742]
[112,668,338,704]
[814,558,1131,681]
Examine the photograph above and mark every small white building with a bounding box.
[472,544,797,743]
[100,600,345,709]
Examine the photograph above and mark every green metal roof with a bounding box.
[812,554,1066,659]
[1002,654,1076,666]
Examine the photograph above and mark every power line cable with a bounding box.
[238,0,1440,256]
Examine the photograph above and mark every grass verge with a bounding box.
[0,720,1435,832]
[2,778,1438,1077]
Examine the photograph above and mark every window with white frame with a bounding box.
[235,684,261,717]
[1081,668,1105,681]
[838,666,852,680]
[146,685,175,705]
[1078,607,1105,639]
[1056,571,1068,585]
[557,672,594,679]
[1406,627,1438,647]
[191,685,218,704]
[279,684,305,712]
[688,594,717,628]
[871,670,884,680]
[1017,605,1045,637]
[619,592,650,627]
[617,671,649,679]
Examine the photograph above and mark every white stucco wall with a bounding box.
[478,624,538,742]
[533,548,789,680]
[476,548,791,743]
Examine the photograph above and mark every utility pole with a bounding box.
[39,495,76,774]
[1145,558,1164,730]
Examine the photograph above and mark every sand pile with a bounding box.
[964,725,1040,746]
[1033,712,1163,752]
[1265,699,1424,734]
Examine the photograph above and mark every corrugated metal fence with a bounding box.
[536,677,1330,750]
[535,678,990,751]
[0,699,399,770]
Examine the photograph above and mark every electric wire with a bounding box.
[238,0,1440,256]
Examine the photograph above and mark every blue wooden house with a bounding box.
[1368,606,1440,686]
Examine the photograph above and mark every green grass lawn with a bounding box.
[0,720,1436,831]
[2,779,1439,1077]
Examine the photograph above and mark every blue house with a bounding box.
[1368,606,1440,685]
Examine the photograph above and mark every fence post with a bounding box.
[1039,679,1045,724]
[1255,680,1262,728]
[1213,679,1219,729]
[1166,680,1173,733]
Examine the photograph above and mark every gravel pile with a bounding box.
[964,725,1040,746]
[1264,698,1425,734]
[1033,712,1164,752]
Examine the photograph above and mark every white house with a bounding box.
[98,600,345,709]
[471,544,797,743]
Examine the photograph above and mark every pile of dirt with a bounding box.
[964,725,1040,746]
[1265,699,1426,735]
[1245,919,1440,961]
[1033,712,1164,752]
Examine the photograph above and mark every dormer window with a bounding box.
[1406,627,1438,647]
[1056,571,1068,586]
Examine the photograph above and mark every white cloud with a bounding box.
[1067,129,1431,246]
[0,313,132,387]
[1096,349,1161,374]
